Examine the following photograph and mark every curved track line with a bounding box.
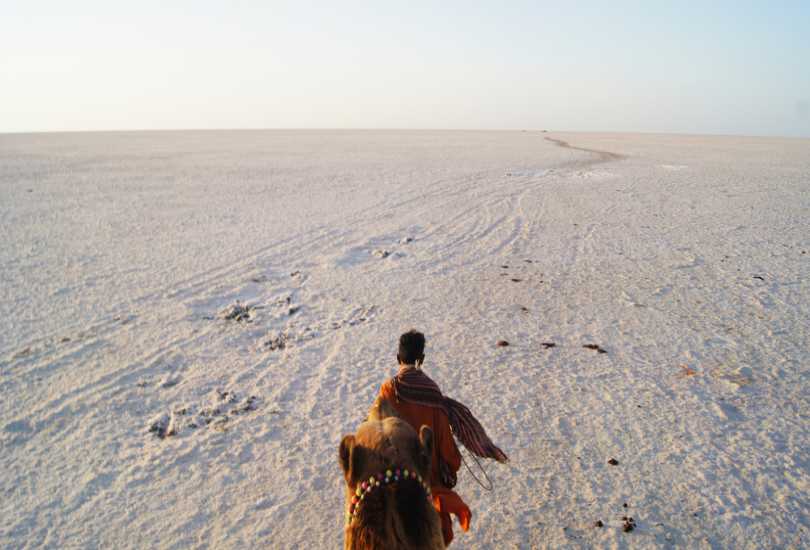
[544,136,626,164]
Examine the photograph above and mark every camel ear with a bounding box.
[339,435,364,483]
[418,425,433,474]
[339,435,355,476]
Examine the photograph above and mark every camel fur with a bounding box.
[339,399,445,549]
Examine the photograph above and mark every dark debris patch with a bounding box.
[541,342,556,349]
[607,458,619,466]
[496,340,510,347]
[622,517,636,532]
[230,395,259,415]
[264,333,288,351]
[583,344,608,354]
[148,414,172,439]
[149,391,261,440]
[221,302,255,322]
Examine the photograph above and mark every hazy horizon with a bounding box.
[4,128,810,141]
[3,1,809,137]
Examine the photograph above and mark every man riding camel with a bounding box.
[375,330,508,546]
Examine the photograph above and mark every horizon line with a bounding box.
[1,127,809,141]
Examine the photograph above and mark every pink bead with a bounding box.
[376,473,383,480]
[361,482,368,490]
[395,469,401,476]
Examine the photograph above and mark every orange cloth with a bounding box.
[380,378,471,546]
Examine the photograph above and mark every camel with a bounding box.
[339,398,445,549]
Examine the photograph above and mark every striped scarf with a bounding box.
[391,366,508,464]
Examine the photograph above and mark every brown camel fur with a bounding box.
[339,399,445,549]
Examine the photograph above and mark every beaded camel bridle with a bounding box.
[345,467,432,525]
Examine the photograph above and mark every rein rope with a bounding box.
[461,448,494,491]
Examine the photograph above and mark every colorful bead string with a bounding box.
[346,468,431,525]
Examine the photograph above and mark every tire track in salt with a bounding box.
[5,135,619,434]
[4,136,609,453]
[413,136,607,274]
[418,173,550,274]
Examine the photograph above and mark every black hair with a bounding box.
[397,330,425,365]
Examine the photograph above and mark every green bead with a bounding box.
[386,469,392,477]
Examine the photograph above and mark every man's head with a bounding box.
[397,330,425,366]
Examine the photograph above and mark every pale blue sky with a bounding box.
[2,1,809,136]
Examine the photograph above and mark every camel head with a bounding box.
[339,401,444,549]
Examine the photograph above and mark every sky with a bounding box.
[1,1,809,136]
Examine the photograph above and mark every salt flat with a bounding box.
[1,130,808,549]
